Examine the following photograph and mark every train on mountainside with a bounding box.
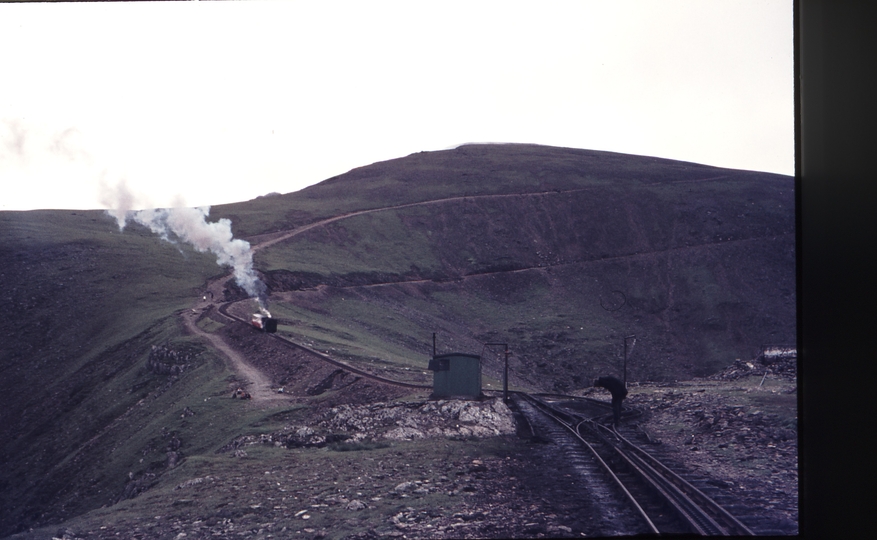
[251,312,278,333]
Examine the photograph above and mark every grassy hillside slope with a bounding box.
[0,211,234,534]
[221,144,796,388]
[0,144,795,536]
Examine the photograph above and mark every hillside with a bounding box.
[0,144,795,536]
[217,143,796,388]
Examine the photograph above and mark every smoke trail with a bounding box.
[100,180,268,306]
[2,119,93,163]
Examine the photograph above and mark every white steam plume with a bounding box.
[100,180,267,306]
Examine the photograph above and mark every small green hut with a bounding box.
[428,352,482,399]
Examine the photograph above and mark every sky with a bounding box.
[1,0,793,212]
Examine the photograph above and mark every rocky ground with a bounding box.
[218,399,518,455]
[623,356,799,535]
[18,357,797,540]
[27,398,607,540]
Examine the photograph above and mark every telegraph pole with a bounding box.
[623,335,636,388]
[503,345,510,401]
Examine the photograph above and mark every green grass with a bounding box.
[1,144,795,536]
[27,327,311,529]
[210,143,760,239]
[273,302,430,369]
[263,273,624,392]
[231,148,793,391]
[0,210,245,534]
[257,208,443,276]
[327,440,392,452]
[196,317,227,333]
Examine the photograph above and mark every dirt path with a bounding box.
[245,190,563,252]
[180,309,287,405]
[180,200,432,401]
[245,176,737,253]
[176,198,476,399]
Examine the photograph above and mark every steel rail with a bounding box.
[517,393,661,535]
[590,424,722,535]
[529,393,753,536]
[625,448,724,535]
[216,301,431,390]
[586,421,718,534]
[532,393,614,411]
[582,416,753,536]
[604,424,756,536]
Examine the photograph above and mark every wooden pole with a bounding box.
[503,344,510,402]
[623,335,636,388]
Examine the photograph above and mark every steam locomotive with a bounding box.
[251,312,278,333]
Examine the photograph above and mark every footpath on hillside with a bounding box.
[180,280,287,405]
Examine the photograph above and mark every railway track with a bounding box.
[215,300,431,390]
[206,295,758,535]
[514,392,755,536]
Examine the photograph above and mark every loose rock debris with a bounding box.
[710,354,797,382]
[220,398,517,452]
[323,399,517,441]
[35,385,796,538]
[627,377,798,535]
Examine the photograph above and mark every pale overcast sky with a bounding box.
[1,0,793,212]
